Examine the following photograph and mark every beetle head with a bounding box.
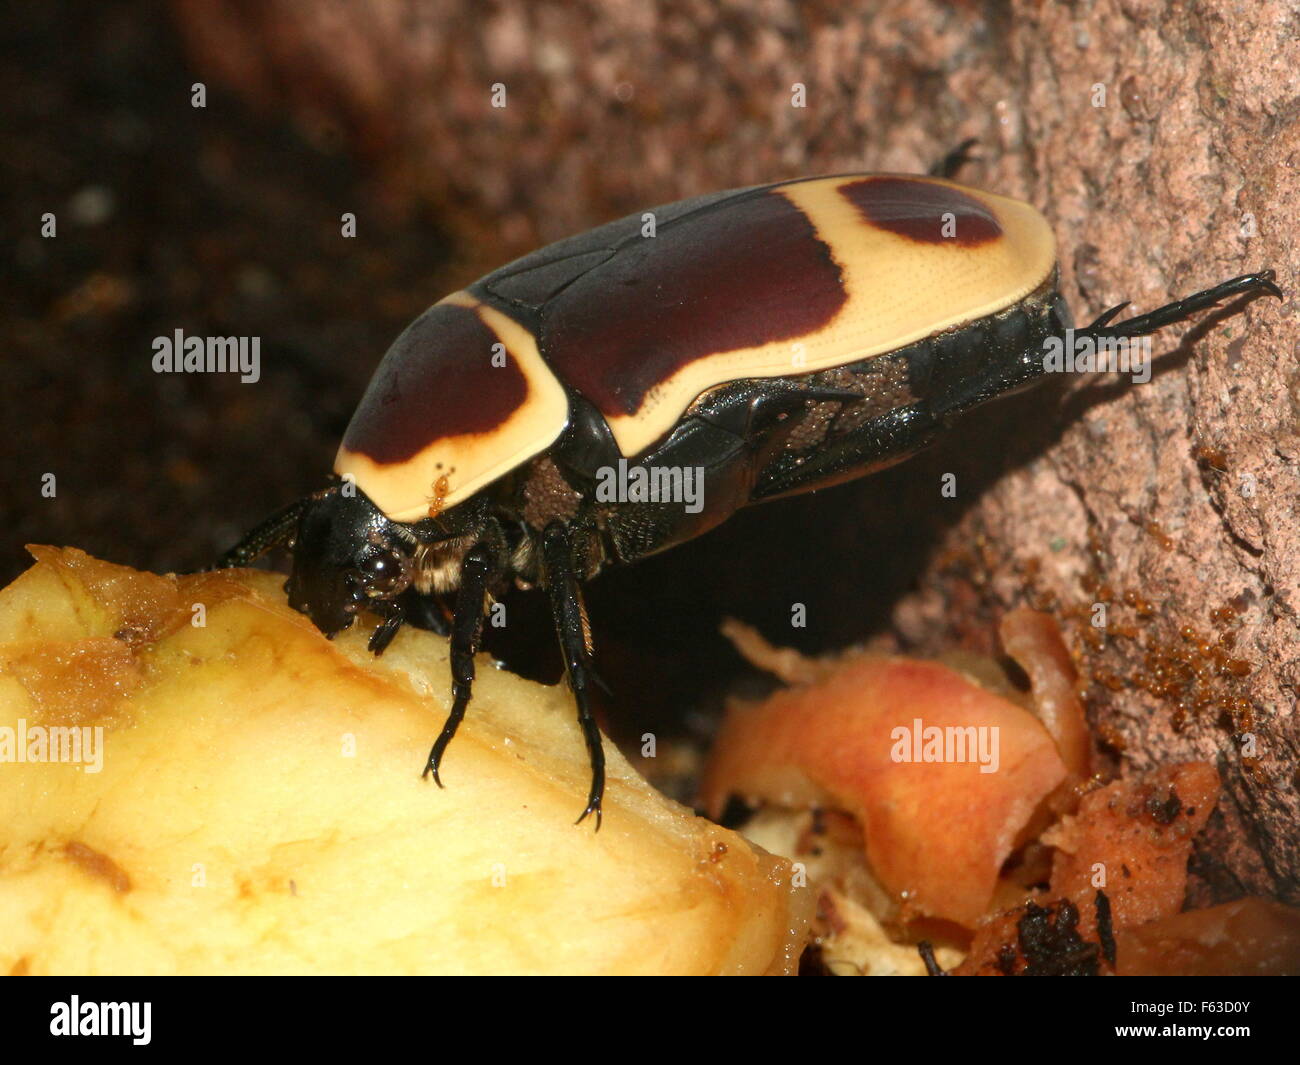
[285,484,413,637]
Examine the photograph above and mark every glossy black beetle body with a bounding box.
[219,166,1281,827]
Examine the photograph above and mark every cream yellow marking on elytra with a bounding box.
[334,294,569,522]
[601,176,1056,457]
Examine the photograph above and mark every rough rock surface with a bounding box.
[169,0,1299,902]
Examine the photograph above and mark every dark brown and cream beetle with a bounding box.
[218,168,1281,827]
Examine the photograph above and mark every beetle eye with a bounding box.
[355,547,412,598]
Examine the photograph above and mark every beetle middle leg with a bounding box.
[541,522,606,828]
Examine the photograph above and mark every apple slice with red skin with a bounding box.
[702,652,1068,928]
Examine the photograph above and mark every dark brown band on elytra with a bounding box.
[840,177,1002,247]
[541,189,847,418]
[342,301,527,464]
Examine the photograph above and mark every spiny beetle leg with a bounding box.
[541,523,606,829]
[1085,271,1282,338]
[423,541,496,787]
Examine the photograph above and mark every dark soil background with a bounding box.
[1,2,451,579]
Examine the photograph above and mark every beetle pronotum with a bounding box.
[218,166,1280,827]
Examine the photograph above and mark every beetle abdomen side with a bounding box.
[749,272,1068,500]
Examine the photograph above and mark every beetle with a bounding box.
[217,165,1281,828]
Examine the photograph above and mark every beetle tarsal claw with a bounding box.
[1083,302,1129,332]
[423,720,460,788]
[574,798,603,830]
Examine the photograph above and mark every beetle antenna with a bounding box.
[214,498,306,569]
[1082,270,1282,339]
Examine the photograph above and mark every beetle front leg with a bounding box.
[541,523,606,829]
[396,587,451,638]
[423,541,497,786]
[367,597,405,655]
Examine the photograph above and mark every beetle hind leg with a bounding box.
[541,523,606,829]
[1084,270,1282,338]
